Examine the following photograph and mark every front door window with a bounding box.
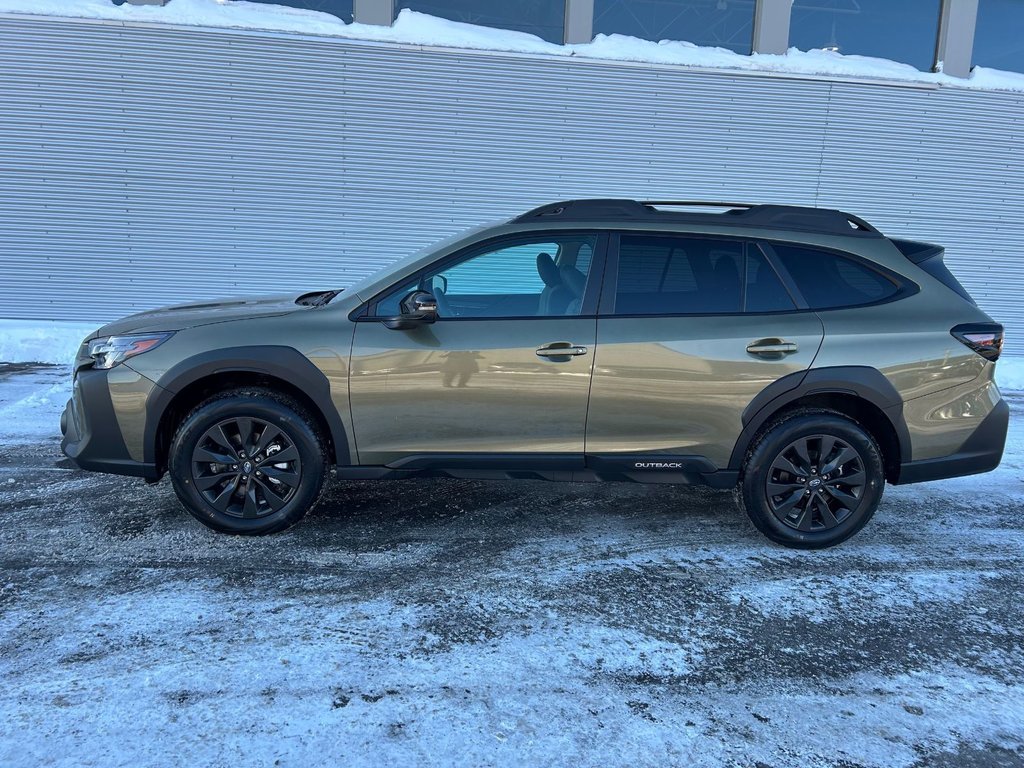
[375,235,598,319]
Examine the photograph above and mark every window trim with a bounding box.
[355,230,610,322]
[754,241,808,311]
[758,240,919,311]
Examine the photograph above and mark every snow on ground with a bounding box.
[0,363,1023,766]
[0,319,97,367]
[2,0,1024,93]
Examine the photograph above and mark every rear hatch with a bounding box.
[892,239,1003,361]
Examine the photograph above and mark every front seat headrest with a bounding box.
[712,255,740,287]
[536,252,560,287]
[560,266,587,297]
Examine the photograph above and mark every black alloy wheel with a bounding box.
[765,434,866,532]
[740,409,884,549]
[191,417,303,519]
[169,388,328,535]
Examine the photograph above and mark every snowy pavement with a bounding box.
[1,364,1023,767]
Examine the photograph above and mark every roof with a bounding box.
[512,199,882,238]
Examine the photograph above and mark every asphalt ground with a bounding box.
[1,364,1022,767]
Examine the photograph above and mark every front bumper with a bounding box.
[60,367,159,480]
[895,397,1010,484]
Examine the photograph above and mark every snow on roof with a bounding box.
[1,0,1023,93]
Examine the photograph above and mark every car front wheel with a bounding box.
[740,409,884,549]
[168,388,328,534]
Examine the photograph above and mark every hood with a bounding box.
[89,290,340,339]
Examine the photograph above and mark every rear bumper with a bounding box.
[895,397,1009,484]
[60,368,159,480]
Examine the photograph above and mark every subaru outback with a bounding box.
[60,199,1009,548]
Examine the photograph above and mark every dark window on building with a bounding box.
[395,1,566,44]
[593,0,754,55]
[611,235,745,315]
[789,0,941,71]
[746,249,796,312]
[973,0,1024,74]
[771,244,899,309]
[245,0,352,23]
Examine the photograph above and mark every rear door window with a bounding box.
[607,235,798,315]
[611,235,744,315]
[770,244,900,309]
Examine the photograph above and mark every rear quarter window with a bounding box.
[770,244,901,309]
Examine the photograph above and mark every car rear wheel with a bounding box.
[740,409,884,549]
[169,388,328,534]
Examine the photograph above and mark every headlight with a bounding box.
[87,333,173,370]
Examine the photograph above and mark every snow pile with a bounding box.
[0,367,70,443]
[0,319,98,365]
[995,356,1024,391]
[1,0,1024,93]
[0,0,355,36]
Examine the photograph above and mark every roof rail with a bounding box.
[512,198,881,237]
[641,200,754,209]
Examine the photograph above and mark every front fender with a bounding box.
[142,345,350,467]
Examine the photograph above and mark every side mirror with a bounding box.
[383,290,438,330]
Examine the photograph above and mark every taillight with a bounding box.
[951,323,1003,362]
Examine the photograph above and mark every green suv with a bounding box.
[61,200,1008,548]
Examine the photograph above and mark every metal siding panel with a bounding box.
[0,15,1021,355]
[0,15,827,324]
[334,43,830,276]
[816,82,1024,353]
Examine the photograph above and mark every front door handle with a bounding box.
[536,342,588,358]
[747,338,799,357]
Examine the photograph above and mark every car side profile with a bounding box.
[60,199,1009,548]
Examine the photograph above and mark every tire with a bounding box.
[168,388,328,535]
[740,408,884,549]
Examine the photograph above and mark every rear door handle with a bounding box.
[747,338,798,356]
[536,342,588,358]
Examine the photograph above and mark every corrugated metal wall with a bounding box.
[1,15,1022,351]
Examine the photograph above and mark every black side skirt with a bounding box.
[335,453,739,489]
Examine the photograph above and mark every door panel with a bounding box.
[586,232,825,468]
[350,318,597,465]
[587,314,823,467]
[350,231,604,465]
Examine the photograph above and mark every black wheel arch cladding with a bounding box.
[729,365,911,471]
[144,345,350,468]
